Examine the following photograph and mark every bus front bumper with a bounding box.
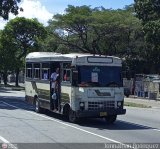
[76,108,126,118]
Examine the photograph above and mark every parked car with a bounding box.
[124,88,130,97]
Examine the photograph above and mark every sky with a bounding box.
[0,0,134,29]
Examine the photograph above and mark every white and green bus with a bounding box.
[25,52,126,123]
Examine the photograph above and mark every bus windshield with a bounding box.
[77,66,122,87]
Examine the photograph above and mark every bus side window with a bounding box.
[42,70,48,80]
[42,69,50,80]
[62,63,71,82]
[33,63,40,79]
[26,63,32,78]
[27,68,32,78]
[41,63,50,80]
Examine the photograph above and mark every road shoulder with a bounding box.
[124,97,160,108]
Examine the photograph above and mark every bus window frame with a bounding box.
[26,63,33,78]
[61,62,72,84]
[33,63,40,79]
[26,68,32,78]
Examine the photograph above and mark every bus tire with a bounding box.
[34,95,38,105]
[63,104,70,116]
[35,99,43,113]
[105,115,117,124]
[68,110,78,123]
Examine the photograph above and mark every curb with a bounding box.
[0,87,24,91]
[11,88,25,91]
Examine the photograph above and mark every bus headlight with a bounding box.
[79,102,85,110]
[117,101,122,107]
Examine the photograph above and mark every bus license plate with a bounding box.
[100,112,107,117]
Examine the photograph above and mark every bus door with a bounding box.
[50,62,61,111]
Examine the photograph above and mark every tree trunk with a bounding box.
[15,68,19,87]
[3,71,8,86]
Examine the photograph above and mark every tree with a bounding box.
[134,0,160,73]
[1,17,47,86]
[134,0,160,23]
[38,32,59,52]
[0,0,23,20]
[48,5,142,57]
[48,5,94,53]
[0,30,15,85]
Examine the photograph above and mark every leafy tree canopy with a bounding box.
[0,17,47,86]
[134,0,160,23]
[48,5,141,57]
[2,17,47,60]
[134,0,160,73]
[0,0,23,20]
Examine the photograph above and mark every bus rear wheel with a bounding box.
[105,115,117,124]
[68,110,78,123]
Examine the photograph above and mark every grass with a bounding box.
[124,101,151,108]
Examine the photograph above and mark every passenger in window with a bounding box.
[63,70,70,81]
[43,72,48,80]
[64,73,67,81]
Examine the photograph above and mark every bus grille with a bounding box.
[88,101,115,111]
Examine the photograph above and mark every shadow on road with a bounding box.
[0,96,35,111]
[0,94,157,131]
[76,118,154,130]
[44,111,156,131]
[0,98,156,131]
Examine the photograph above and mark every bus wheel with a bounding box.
[35,99,43,113]
[69,110,78,123]
[105,115,117,124]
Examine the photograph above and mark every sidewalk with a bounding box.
[0,82,25,91]
[125,96,160,108]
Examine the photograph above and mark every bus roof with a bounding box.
[26,52,121,65]
[26,52,120,60]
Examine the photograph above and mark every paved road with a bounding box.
[0,89,160,149]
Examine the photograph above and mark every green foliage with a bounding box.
[134,0,160,45]
[45,5,150,75]
[90,9,141,56]
[0,17,47,82]
[47,5,142,57]
[2,17,47,60]
[144,20,160,45]
[38,32,58,52]
[0,30,15,71]
[0,0,23,20]
[1,1,159,77]
[48,5,94,53]
[134,0,160,73]
[134,0,160,23]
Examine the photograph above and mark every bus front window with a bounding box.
[76,66,122,87]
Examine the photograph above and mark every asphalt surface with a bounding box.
[0,89,160,149]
